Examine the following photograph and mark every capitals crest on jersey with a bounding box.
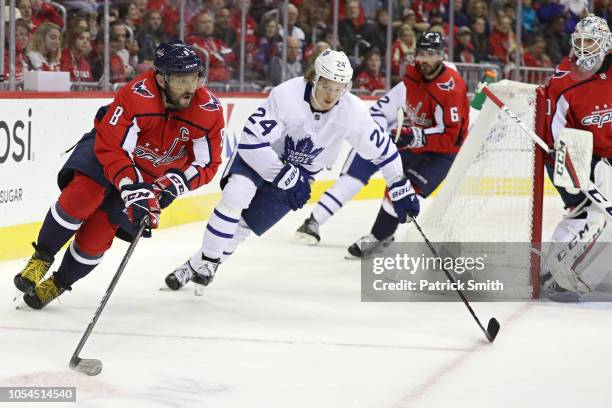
[282,136,324,166]
[199,93,221,111]
[132,79,155,98]
[437,77,455,91]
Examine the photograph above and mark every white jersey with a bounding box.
[237,77,404,185]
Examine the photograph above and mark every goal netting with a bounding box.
[406,80,545,299]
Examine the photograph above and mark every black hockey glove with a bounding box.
[272,163,312,210]
[153,169,189,209]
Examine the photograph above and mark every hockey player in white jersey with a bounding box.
[164,49,420,294]
[295,33,470,258]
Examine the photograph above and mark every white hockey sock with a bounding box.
[311,175,364,225]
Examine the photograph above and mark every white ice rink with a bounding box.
[1,199,612,408]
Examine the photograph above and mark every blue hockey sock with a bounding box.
[371,205,399,241]
[36,202,83,257]
[54,241,103,288]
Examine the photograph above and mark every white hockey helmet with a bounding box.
[571,14,612,72]
[314,48,353,88]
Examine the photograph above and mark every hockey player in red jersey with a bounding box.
[538,15,612,300]
[14,41,225,309]
[295,32,469,258]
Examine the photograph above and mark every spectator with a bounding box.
[391,23,416,77]
[544,15,571,64]
[489,15,516,64]
[338,0,378,57]
[66,14,89,33]
[60,26,93,82]
[255,17,282,77]
[470,16,491,61]
[18,0,35,32]
[522,0,540,33]
[304,40,330,71]
[454,26,476,62]
[523,35,553,71]
[25,21,61,71]
[279,4,306,51]
[298,0,330,40]
[467,0,490,34]
[88,30,126,83]
[62,0,97,14]
[369,8,391,55]
[161,0,185,38]
[213,7,237,51]
[110,21,137,80]
[186,12,235,82]
[411,0,448,24]
[537,0,565,25]
[267,36,303,85]
[119,1,142,32]
[445,0,470,27]
[354,49,386,93]
[230,0,258,73]
[3,17,30,81]
[136,9,166,63]
[502,2,517,27]
[30,0,64,29]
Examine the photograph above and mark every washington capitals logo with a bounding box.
[199,93,221,111]
[437,78,454,91]
[282,136,324,167]
[132,79,154,98]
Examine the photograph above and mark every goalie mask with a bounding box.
[570,14,612,73]
[312,49,353,108]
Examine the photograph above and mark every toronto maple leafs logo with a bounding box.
[282,136,324,166]
[199,93,221,111]
[437,78,455,91]
[132,79,154,98]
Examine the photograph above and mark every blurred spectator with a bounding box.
[561,0,589,18]
[470,16,491,61]
[161,0,186,38]
[213,7,237,51]
[186,12,235,82]
[454,26,476,62]
[267,36,303,85]
[62,0,97,14]
[467,0,490,34]
[230,0,258,74]
[537,0,565,25]
[134,0,148,15]
[25,21,61,71]
[391,23,416,77]
[489,15,516,63]
[298,0,330,40]
[502,2,517,27]
[255,16,282,77]
[60,26,93,81]
[522,0,539,33]
[31,0,64,29]
[354,49,385,93]
[136,9,166,63]
[118,1,142,32]
[89,30,126,83]
[96,7,119,29]
[523,35,553,69]
[445,0,470,27]
[304,40,330,71]
[18,0,35,32]
[110,21,137,79]
[279,4,306,50]
[411,0,448,24]
[338,0,378,57]
[544,15,571,64]
[2,17,30,81]
[369,8,391,55]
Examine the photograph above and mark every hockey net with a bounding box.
[407,80,545,299]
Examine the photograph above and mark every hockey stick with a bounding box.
[394,108,405,143]
[410,215,501,343]
[482,86,612,222]
[69,220,148,376]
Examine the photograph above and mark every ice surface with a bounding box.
[1,199,611,408]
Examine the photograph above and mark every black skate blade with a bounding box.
[69,356,103,376]
[485,318,500,343]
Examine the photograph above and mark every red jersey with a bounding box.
[94,70,225,191]
[185,35,235,82]
[60,48,93,82]
[542,56,612,158]
[403,63,469,154]
[354,71,385,92]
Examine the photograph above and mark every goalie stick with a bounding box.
[410,215,500,343]
[69,220,148,376]
[482,86,612,223]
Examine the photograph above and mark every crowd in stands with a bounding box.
[2,0,611,92]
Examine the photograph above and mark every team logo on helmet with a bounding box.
[199,93,221,111]
[437,77,455,91]
[132,79,155,98]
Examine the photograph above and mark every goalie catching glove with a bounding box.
[153,169,189,208]
[272,163,312,210]
[120,182,161,231]
[388,178,420,223]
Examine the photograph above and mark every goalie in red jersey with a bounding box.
[537,15,612,301]
[14,41,225,310]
